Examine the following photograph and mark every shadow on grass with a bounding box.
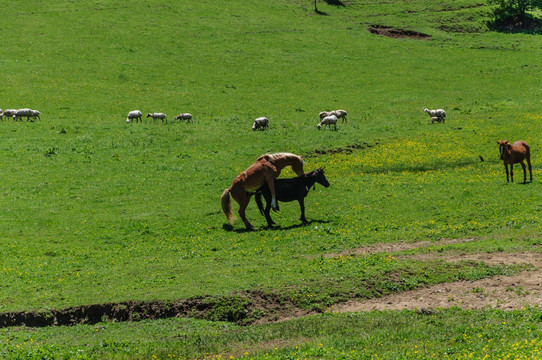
[360,158,492,175]
[487,12,542,34]
[223,219,331,232]
[324,0,346,6]
[263,219,331,231]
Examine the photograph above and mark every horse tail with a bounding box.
[255,191,265,216]
[221,188,234,224]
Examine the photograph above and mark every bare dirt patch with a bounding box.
[334,252,542,313]
[311,142,377,156]
[321,237,476,259]
[3,240,540,328]
[368,25,431,40]
[400,251,542,268]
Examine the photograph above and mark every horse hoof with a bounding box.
[244,223,254,231]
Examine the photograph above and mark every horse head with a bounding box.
[497,140,511,160]
[314,167,330,188]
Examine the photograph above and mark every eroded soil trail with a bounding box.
[322,237,477,258]
[2,238,541,328]
[334,246,542,313]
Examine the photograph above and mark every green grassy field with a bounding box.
[1,0,541,358]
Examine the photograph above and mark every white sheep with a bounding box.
[252,117,269,131]
[146,112,167,123]
[1,109,18,120]
[330,109,347,123]
[430,116,441,124]
[319,111,331,120]
[424,108,446,123]
[31,110,41,121]
[173,113,192,123]
[13,108,34,121]
[317,115,338,130]
[126,110,143,123]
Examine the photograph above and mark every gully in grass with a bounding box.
[498,140,532,183]
[221,153,305,230]
[255,168,330,227]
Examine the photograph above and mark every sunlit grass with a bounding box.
[0,0,541,358]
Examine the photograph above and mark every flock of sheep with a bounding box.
[0,108,41,121]
[251,109,349,131]
[424,108,446,123]
[317,110,348,130]
[126,110,193,123]
[2,107,445,128]
[252,108,444,131]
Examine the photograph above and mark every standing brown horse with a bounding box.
[498,140,532,183]
[221,153,305,230]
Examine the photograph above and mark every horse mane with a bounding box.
[302,167,323,177]
[258,152,304,165]
[285,168,322,180]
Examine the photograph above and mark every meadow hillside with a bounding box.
[0,0,541,358]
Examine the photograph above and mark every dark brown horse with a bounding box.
[221,153,305,230]
[498,140,532,183]
[255,168,330,227]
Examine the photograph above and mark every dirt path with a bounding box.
[322,237,477,259]
[2,238,540,328]
[333,244,542,313]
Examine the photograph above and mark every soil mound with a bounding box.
[0,292,317,329]
[368,25,431,39]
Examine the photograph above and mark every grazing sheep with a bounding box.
[252,117,269,131]
[1,109,18,120]
[13,108,34,121]
[424,108,446,123]
[31,110,41,121]
[317,115,338,130]
[430,116,441,124]
[146,112,167,123]
[319,111,331,120]
[173,113,193,123]
[126,110,143,123]
[330,109,347,123]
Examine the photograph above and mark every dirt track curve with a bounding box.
[2,238,541,328]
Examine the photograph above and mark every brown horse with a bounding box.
[221,153,305,230]
[498,140,532,183]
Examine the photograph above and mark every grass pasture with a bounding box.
[1,0,542,358]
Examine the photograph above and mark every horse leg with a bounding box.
[256,192,275,227]
[520,161,527,184]
[232,191,254,230]
[527,157,533,182]
[264,176,279,212]
[264,199,275,227]
[510,163,514,182]
[298,198,308,224]
[238,201,253,230]
[504,163,510,182]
